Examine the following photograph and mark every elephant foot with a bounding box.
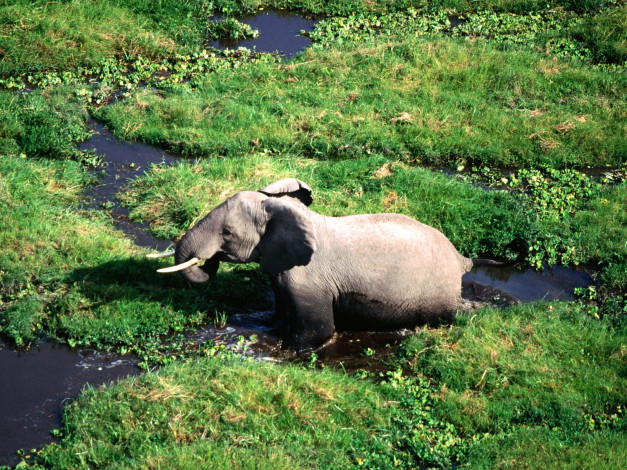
[281,329,335,353]
[312,332,338,353]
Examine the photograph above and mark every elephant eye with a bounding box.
[223,228,232,236]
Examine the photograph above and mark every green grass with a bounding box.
[0,152,272,353]
[404,304,626,432]
[16,304,627,469]
[99,37,626,168]
[32,356,397,469]
[0,0,179,77]
[2,1,624,78]
[567,4,627,65]
[0,0,427,77]
[402,302,627,467]
[575,183,627,290]
[415,0,618,14]
[310,4,627,65]
[0,87,90,159]
[464,427,627,469]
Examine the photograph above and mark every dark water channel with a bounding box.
[0,341,140,466]
[464,265,591,303]
[208,10,318,57]
[79,120,178,251]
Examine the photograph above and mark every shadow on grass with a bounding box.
[57,257,273,345]
[70,256,272,310]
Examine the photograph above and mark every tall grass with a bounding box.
[0,0,180,76]
[35,356,397,469]
[0,152,270,349]
[0,88,90,159]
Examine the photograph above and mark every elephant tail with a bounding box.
[465,238,529,272]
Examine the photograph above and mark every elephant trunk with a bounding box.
[172,217,222,283]
[174,239,210,283]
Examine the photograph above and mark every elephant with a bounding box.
[150,178,518,352]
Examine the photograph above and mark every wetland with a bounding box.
[0,1,625,468]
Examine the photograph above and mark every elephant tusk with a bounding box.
[146,250,175,259]
[157,257,200,273]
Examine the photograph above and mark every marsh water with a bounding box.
[0,341,140,465]
[209,10,318,57]
[0,11,594,466]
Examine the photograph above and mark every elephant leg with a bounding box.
[278,285,335,352]
[270,278,288,339]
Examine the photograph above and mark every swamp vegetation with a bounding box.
[0,0,626,468]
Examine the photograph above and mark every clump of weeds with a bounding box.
[310,3,626,67]
[206,18,259,40]
[452,164,627,291]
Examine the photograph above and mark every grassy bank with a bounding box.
[2,1,625,78]
[404,302,627,468]
[99,37,626,168]
[29,356,428,469]
[1,1,626,468]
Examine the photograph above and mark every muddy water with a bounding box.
[208,10,318,57]
[0,340,140,466]
[184,310,414,374]
[463,265,592,302]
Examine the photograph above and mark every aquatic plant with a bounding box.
[206,18,259,40]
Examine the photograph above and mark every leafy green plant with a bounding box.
[372,369,469,468]
[213,310,228,328]
[206,18,259,40]
[0,87,90,160]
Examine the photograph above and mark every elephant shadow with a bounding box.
[64,257,273,326]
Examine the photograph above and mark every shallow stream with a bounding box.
[0,342,140,465]
[79,120,177,250]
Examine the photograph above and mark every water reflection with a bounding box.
[463,265,592,302]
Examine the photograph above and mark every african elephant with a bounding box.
[150,179,513,352]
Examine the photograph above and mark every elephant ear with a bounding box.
[258,178,313,206]
[258,198,317,275]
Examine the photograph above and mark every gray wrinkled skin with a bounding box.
[173,179,474,352]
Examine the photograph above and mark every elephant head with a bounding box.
[155,179,318,282]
